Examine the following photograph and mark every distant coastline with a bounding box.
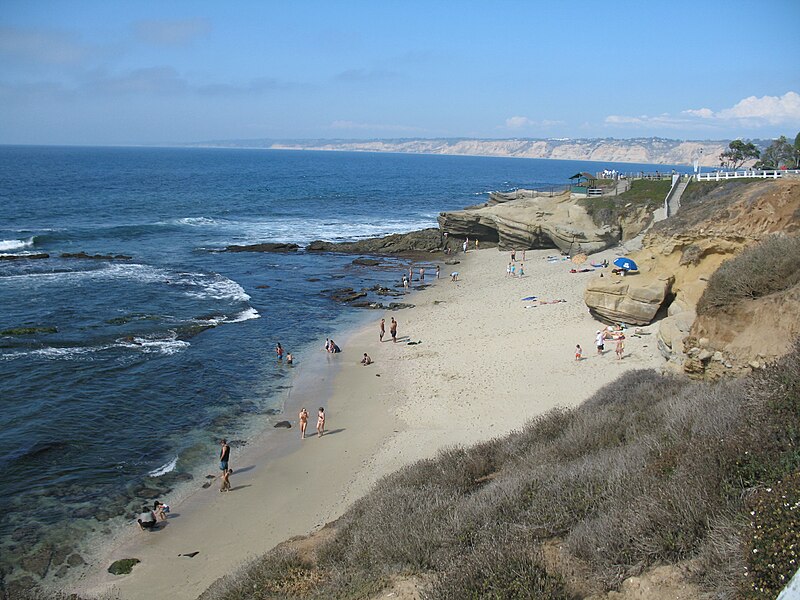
[180,136,763,167]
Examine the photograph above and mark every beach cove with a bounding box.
[75,246,665,599]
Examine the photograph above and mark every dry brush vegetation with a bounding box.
[199,343,800,600]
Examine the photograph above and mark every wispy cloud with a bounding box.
[133,18,211,46]
[503,116,563,129]
[82,67,188,95]
[606,92,800,130]
[0,26,89,65]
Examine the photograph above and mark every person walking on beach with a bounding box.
[575,344,583,361]
[595,330,605,355]
[506,262,512,277]
[511,248,516,262]
[462,239,468,253]
[218,439,231,490]
[518,263,525,277]
[299,407,309,439]
[475,239,479,250]
[390,317,398,343]
[419,267,424,281]
[379,318,385,342]
[317,407,325,438]
[275,342,284,361]
[510,263,516,277]
[436,265,440,279]
[402,274,408,292]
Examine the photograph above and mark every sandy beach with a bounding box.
[75,246,665,600]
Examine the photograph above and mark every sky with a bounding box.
[1,0,799,145]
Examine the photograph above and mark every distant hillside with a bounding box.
[184,137,764,167]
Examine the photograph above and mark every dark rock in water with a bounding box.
[51,544,71,567]
[444,260,460,265]
[94,509,115,522]
[274,421,292,428]
[66,553,86,567]
[350,301,378,308]
[224,243,299,253]
[256,284,270,288]
[20,544,54,578]
[305,277,321,282]
[71,506,95,519]
[54,565,69,579]
[352,257,381,266]
[1,326,58,336]
[12,526,43,545]
[61,252,132,260]
[387,303,415,310]
[307,228,443,254]
[228,439,247,448]
[133,485,165,499]
[329,287,368,303]
[108,558,140,575]
[265,408,280,415]
[5,576,36,597]
[0,253,49,261]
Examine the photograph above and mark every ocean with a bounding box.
[0,146,685,586]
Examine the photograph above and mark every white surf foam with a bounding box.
[183,274,251,303]
[148,456,178,477]
[0,237,34,252]
[226,307,260,323]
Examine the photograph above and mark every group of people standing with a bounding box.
[298,406,326,439]
[275,342,294,364]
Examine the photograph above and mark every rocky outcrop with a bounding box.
[306,228,442,254]
[0,253,49,260]
[585,274,673,325]
[61,252,132,260]
[438,191,624,254]
[224,243,299,252]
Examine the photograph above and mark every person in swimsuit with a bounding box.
[379,318,385,342]
[518,263,524,277]
[615,335,625,360]
[436,265,440,279]
[390,317,397,343]
[275,342,283,360]
[575,344,582,361]
[419,267,424,281]
[299,407,309,439]
[153,500,169,521]
[317,407,325,438]
[219,439,230,472]
[361,353,373,365]
[286,352,293,365]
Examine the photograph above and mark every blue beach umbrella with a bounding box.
[613,257,638,271]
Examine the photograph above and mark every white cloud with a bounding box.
[504,116,563,129]
[606,92,800,130]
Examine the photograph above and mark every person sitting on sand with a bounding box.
[361,353,373,365]
[153,500,169,521]
[317,407,326,438]
[137,506,157,530]
[299,407,309,439]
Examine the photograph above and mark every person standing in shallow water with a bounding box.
[317,407,325,437]
[275,342,284,360]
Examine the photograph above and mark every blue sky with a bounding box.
[1,0,799,145]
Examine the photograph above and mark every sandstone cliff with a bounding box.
[585,179,800,376]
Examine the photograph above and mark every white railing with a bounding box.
[695,169,800,181]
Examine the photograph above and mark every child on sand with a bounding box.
[518,263,524,277]
[317,407,325,438]
[299,407,309,439]
[220,468,231,492]
[615,335,625,360]
[575,344,583,361]
[361,353,373,365]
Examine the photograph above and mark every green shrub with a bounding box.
[697,234,800,313]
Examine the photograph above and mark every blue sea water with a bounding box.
[0,146,686,584]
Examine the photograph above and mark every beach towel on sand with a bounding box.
[521,296,537,301]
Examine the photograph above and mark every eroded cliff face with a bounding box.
[438,191,648,254]
[585,179,800,377]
